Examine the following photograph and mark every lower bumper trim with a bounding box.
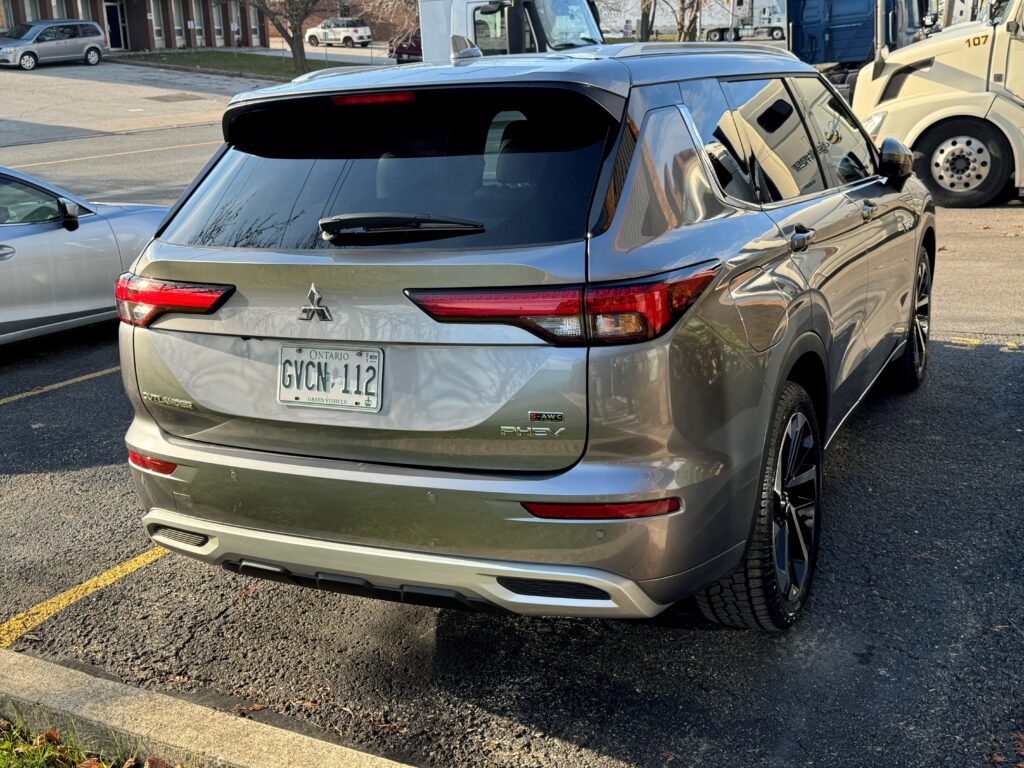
[144,508,667,618]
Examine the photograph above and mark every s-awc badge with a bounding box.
[529,411,564,422]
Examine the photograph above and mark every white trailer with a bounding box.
[699,0,787,41]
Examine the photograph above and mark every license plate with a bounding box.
[278,345,383,412]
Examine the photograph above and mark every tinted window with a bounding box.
[791,76,875,186]
[678,78,758,204]
[722,78,826,202]
[78,23,102,36]
[163,88,616,251]
[0,177,61,224]
[616,107,725,250]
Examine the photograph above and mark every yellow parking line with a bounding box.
[0,547,168,648]
[10,141,221,170]
[0,366,120,406]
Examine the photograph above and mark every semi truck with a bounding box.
[700,0,787,42]
[418,0,603,62]
[853,0,1024,206]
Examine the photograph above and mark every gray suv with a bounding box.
[119,43,935,632]
[0,19,108,70]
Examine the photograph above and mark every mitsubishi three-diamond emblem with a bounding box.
[298,283,333,321]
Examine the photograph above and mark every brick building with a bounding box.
[0,0,269,52]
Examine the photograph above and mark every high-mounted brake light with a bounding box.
[405,266,718,346]
[522,498,681,520]
[128,450,177,475]
[331,91,416,107]
[115,273,235,327]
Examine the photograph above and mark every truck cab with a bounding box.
[418,0,602,62]
[853,0,1024,205]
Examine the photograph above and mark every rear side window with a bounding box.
[678,78,758,204]
[163,88,616,250]
[721,78,826,202]
[615,107,725,250]
[790,76,875,186]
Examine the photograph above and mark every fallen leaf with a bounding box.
[36,728,61,745]
[77,759,104,768]
[1016,732,1024,756]
[143,757,171,768]
[982,224,992,229]
[121,758,137,768]
[994,625,1009,632]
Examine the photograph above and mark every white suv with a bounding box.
[306,17,372,48]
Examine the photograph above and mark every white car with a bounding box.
[306,17,373,48]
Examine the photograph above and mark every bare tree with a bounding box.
[659,0,698,40]
[219,0,322,73]
[638,0,656,39]
[359,0,418,45]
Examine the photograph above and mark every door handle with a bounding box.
[861,200,878,220]
[0,245,15,261]
[789,225,815,253]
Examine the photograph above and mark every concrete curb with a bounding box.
[108,57,289,82]
[0,649,411,768]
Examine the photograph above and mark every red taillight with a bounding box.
[115,273,234,327]
[522,498,681,520]
[404,266,718,345]
[128,450,177,475]
[404,287,584,343]
[331,91,415,107]
[586,267,719,344]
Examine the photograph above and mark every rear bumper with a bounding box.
[145,508,665,618]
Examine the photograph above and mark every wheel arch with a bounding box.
[778,332,830,435]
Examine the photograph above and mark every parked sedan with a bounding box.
[0,168,167,345]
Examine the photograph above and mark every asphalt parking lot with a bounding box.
[2,64,1023,768]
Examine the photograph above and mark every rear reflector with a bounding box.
[405,265,718,346]
[331,91,416,107]
[116,273,234,327]
[128,450,177,475]
[521,498,681,520]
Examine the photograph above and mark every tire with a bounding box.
[307,35,319,46]
[707,29,722,41]
[884,247,932,392]
[697,382,823,632]
[342,36,354,47]
[771,27,784,39]
[725,28,739,41]
[913,118,1012,207]
[19,52,37,71]
[84,47,101,65]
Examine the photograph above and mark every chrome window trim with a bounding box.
[675,103,762,213]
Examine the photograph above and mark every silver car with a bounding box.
[0,168,166,344]
[121,44,935,631]
[0,19,108,71]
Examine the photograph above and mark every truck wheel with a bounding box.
[725,27,739,41]
[307,35,319,46]
[708,29,722,41]
[913,119,1012,207]
[696,382,822,632]
[771,27,784,39]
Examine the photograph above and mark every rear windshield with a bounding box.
[162,87,618,251]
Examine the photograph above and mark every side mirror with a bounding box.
[58,197,80,231]
[1007,19,1021,34]
[922,13,937,26]
[878,137,914,189]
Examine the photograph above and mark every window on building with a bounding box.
[615,107,725,250]
[78,0,94,20]
[722,78,826,202]
[192,0,204,37]
[230,0,240,37]
[248,4,257,37]
[790,75,876,187]
[150,0,164,37]
[472,6,535,54]
[213,2,223,36]
[172,0,183,37]
[679,78,758,204]
[1,0,15,31]
[25,0,41,20]
[50,0,67,18]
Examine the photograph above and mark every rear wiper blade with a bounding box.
[319,212,485,244]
